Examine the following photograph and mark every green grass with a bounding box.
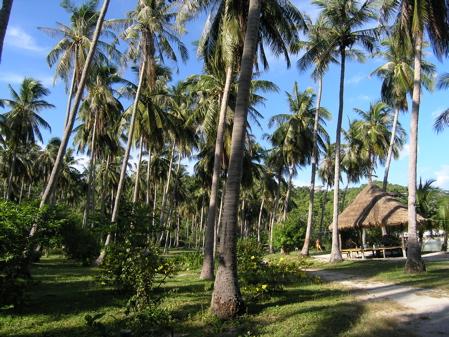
[308,257,449,293]
[0,256,417,337]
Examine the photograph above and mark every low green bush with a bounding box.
[169,251,203,271]
[273,210,306,253]
[237,237,308,300]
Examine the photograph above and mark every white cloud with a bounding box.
[0,72,54,86]
[5,26,46,53]
[434,165,449,190]
[346,74,366,85]
[399,143,410,159]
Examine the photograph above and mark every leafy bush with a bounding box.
[169,251,203,271]
[237,238,308,300]
[273,210,306,253]
[60,220,100,266]
[0,201,40,307]
[100,203,174,312]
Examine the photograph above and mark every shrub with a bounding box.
[0,201,40,307]
[273,211,306,253]
[236,238,308,300]
[169,251,202,271]
[60,220,100,266]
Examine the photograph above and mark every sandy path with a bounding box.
[306,258,449,337]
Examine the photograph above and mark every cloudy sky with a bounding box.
[2,0,449,189]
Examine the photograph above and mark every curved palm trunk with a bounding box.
[329,48,346,263]
[83,111,98,227]
[381,106,400,235]
[6,152,16,201]
[0,0,13,62]
[257,196,265,243]
[200,66,233,280]
[301,76,323,256]
[383,107,400,190]
[211,0,261,320]
[145,149,152,205]
[405,32,425,273]
[63,56,78,128]
[95,60,146,264]
[282,165,294,221]
[132,136,144,204]
[37,0,111,221]
[159,142,176,240]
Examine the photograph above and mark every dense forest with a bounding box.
[1,0,449,336]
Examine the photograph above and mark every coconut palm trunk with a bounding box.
[405,31,425,273]
[145,148,152,205]
[37,0,111,221]
[301,76,323,256]
[200,66,233,280]
[64,56,78,128]
[329,47,346,263]
[211,0,261,320]
[0,0,13,62]
[83,110,98,227]
[6,152,16,201]
[159,141,176,241]
[382,106,400,191]
[95,60,146,263]
[132,136,144,204]
[282,165,294,221]
[257,196,265,243]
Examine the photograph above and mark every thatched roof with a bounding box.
[330,184,425,231]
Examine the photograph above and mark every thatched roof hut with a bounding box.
[330,184,425,231]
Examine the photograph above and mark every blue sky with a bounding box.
[2,0,449,190]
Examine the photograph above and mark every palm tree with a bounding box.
[40,0,118,127]
[209,0,262,319]
[74,66,125,226]
[433,74,449,133]
[0,0,13,62]
[105,0,188,250]
[1,78,54,200]
[372,35,434,192]
[181,0,304,281]
[313,0,380,262]
[36,0,111,235]
[268,83,330,222]
[382,0,449,273]
[352,101,405,183]
[296,16,337,256]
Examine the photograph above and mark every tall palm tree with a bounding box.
[37,0,111,229]
[0,0,13,62]
[313,0,380,262]
[372,35,434,192]
[352,101,404,183]
[382,0,449,273]
[433,74,449,132]
[1,78,53,200]
[40,0,119,127]
[181,0,304,281]
[105,0,187,250]
[268,83,330,222]
[74,66,125,226]
[297,15,337,256]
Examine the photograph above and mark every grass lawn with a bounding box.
[0,256,416,337]
[306,256,449,294]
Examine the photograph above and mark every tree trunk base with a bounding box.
[95,250,106,266]
[200,261,214,281]
[329,250,343,263]
[211,267,244,320]
[405,242,426,274]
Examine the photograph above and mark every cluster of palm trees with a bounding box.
[1,0,449,320]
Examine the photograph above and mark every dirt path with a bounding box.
[307,267,449,337]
